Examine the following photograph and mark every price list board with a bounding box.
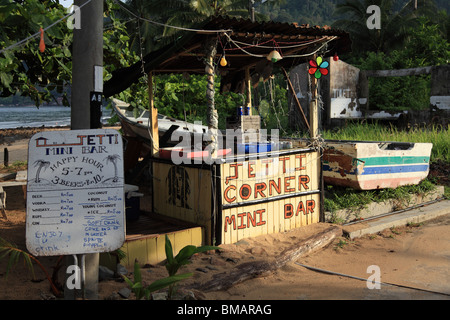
[26,129,125,256]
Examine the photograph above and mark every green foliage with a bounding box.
[0,0,72,106]
[253,74,290,133]
[324,179,437,212]
[122,258,193,300]
[123,235,220,299]
[151,74,241,128]
[259,0,339,26]
[164,234,220,298]
[355,51,431,111]
[349,16,450,112]
[0,237,60,296]
[0,0,142,108]
[164,234,220,277]
[0,237,34,279]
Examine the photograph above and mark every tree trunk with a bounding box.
[204,37,218,159]
[193,226,342,292]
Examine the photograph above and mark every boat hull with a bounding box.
[320,141,432,190]
[111,98,208,147]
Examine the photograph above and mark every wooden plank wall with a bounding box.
[152,161,213,243]
[151,149,321,246]
[118,227,203,267]
[220,150,321,244]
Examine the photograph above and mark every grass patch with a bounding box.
[324,178,437,213]
[0,160,27,174]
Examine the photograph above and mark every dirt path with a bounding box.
[1,184,449,300]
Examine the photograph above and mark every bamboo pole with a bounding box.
[148,72,159,156]
[309,56,319,139]
[245,67,252,115]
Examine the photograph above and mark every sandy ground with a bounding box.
[1,127,449,302]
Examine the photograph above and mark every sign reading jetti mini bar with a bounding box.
[26,129,125,256]
[220,151,321,244]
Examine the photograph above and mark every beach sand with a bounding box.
[0,126,449,301]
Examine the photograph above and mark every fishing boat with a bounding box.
[309,140,433,190]
[111,98,208,147]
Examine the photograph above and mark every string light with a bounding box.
[267,50,282,62]
[220,55,227,67]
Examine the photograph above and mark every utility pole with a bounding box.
[68,0,103,300]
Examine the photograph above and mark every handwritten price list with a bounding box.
[27,188,123,255]
[26,129,125,256]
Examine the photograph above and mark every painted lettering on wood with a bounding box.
[220,151,320,244]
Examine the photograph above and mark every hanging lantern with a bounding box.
[333,52,339,61]
[39,27,45,53]
[267,50,282,63]
[220,55,227,67]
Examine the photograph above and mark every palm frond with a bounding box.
[0,237,61,296]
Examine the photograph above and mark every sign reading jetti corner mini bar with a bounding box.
[26,129,125,256]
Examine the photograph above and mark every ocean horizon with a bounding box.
[0,105,113,129]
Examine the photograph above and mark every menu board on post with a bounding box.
[26,129,125,256]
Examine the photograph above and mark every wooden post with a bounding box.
[148,72,159,156]
[3,148,8,167]
[245,67,252,115]
[310,75,319,139]
[205,38,218,159]
[69,0,103,300]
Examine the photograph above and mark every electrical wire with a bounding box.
[112,0,232,34]
[0,0,93,55]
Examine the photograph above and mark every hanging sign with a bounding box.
[26,129,125,256]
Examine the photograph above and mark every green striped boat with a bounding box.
[321,140,432,190]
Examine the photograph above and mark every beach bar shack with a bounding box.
[103,16,351,265]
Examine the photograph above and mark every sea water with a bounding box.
[0,105,113,129]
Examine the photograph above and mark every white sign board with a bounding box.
[26,129,125,256]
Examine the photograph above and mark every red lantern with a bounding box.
[39,27,45,53]
[333,52,339,61]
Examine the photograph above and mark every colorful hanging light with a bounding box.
[39,27,45,53]
[267,50,282,63]
[220,55,227,67]
[309,56,329,79]
[333,52,339,61]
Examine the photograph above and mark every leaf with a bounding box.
[133,259,142,284]
[0,72,13,89]
[174,245,197,265]
[144,273,193,295]
[165,235,174,264]
[55,58,71,74]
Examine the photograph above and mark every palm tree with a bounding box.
[332,0,437,54]
[122,0,283,54]
[33,160,50,183]
[104,154,121,182]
